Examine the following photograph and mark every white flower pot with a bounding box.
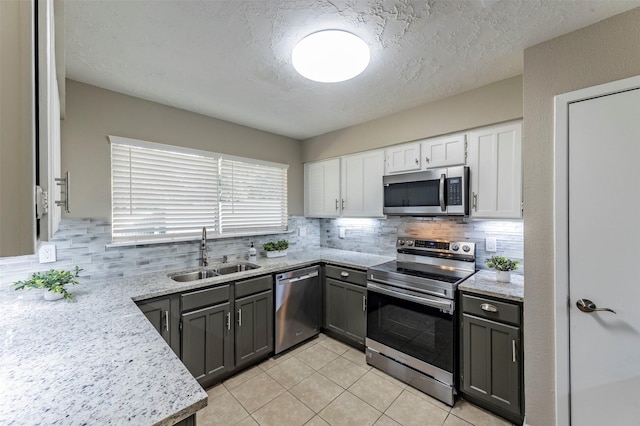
[496,270,512,283]
[43,289,64,301]
[266,249,287,258]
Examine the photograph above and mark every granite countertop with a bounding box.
[459,270,524,302]
[0,248,392,425]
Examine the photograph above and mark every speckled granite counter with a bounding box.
[459,270,524,302]
[0,248,392,425]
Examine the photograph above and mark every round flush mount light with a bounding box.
[292,30,370,83]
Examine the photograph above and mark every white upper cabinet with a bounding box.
[304,158,341,218]
[385,142,421,174]
[305,150,385,218]
[468,121,522,219]
[341,150,385,217]
[421,133,467,169]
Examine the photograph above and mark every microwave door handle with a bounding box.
[439,174,446,212]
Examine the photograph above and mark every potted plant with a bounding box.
[11,266,82,301]
[485,256,519,283]
[263,239,289,258]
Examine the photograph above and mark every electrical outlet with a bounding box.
[339,227,346,239]
[298,227,307,237]
[39,244,57,263]
[486,237,497,252]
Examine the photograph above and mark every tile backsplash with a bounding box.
[0,215,523,285]
[321,216,524,273]
[0,216,320,285]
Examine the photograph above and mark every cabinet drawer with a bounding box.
[325,265,366,287]
[235,275,273,299]
[182,285,230,312]
[461,294,521,326]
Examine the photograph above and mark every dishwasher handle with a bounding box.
[277,270,319,285]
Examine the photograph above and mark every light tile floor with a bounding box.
[196,334,514,426]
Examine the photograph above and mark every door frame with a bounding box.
[553,74,640,425]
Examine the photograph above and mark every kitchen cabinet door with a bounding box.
[137,295,180,356]
[235,289,273,369]
[462,313,521,420]
[304,158,341,217]
[421,133,466,169]
[385,142,421,174]
[325,278,366,347]
[341,150,385,217]
[181,302,234,386]
[468,121,522,219]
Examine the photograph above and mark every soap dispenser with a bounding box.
[248,242,257,262]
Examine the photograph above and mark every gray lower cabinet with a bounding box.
[324,265,367,347]
[181,285,234,387]
[235,289,273,368]
[137,295,180,356]
[460,293,524,425]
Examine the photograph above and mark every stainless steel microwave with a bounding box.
[383,166,470,216]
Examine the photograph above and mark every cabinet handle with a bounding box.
[55,171,71,213]
[415,158,419,165]
[164,311,170,332]
[480,303,498,313]
[226,312,231,331]
[425,156,430,164]
[340,271,349,277]
[342,199,345,210]
[238,308,242,327]
[512,339,517,363]
[362,295,367,312]
[335,199,339,211]
[472,192,478,211]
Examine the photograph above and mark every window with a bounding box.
[110,136,288,244]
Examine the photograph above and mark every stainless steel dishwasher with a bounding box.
[274,265,321,354]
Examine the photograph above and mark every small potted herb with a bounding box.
[11,266,82,301]
[263,239,289,258]
[485,256,519,283]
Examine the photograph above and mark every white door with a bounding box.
[304,159,341,217]
[421,133,466,169]
[568,88,640,424]
[385,142,421,174]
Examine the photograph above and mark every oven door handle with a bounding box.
[367,282,454,312]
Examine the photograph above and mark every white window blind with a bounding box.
[109,136,288,244]
[220,158,288,234]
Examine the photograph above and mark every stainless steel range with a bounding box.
[366,235,476,406]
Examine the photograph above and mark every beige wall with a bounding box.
[61,80,304,218]
[302,75,522,162]
[523,7,640,425]
[0,0,36,257]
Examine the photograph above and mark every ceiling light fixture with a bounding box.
[292,30,370,83]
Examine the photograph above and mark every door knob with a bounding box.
[576,299,616,314]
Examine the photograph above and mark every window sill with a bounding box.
[106,229,295,249]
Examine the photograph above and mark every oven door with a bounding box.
[366,281,457,379]
[383,170,446,215]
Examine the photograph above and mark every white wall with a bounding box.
[61,80,304,218]
[523,7,640,425]
[302,76,522,162]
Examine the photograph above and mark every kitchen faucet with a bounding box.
[200,227,209,267]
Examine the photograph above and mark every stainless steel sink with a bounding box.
[170,262,261,282]
[171,269,220,282]
[214,262,260,275]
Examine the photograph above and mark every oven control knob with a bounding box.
[462,245,470,252]
[407,241,414,247]
[451,243,460,251]
[398,240,405,246]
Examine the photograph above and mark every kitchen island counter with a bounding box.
[0,248,391,425]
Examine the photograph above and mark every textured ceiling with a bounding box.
[65,0,640,139]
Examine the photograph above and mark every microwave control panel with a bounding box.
[447,178,463,206]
